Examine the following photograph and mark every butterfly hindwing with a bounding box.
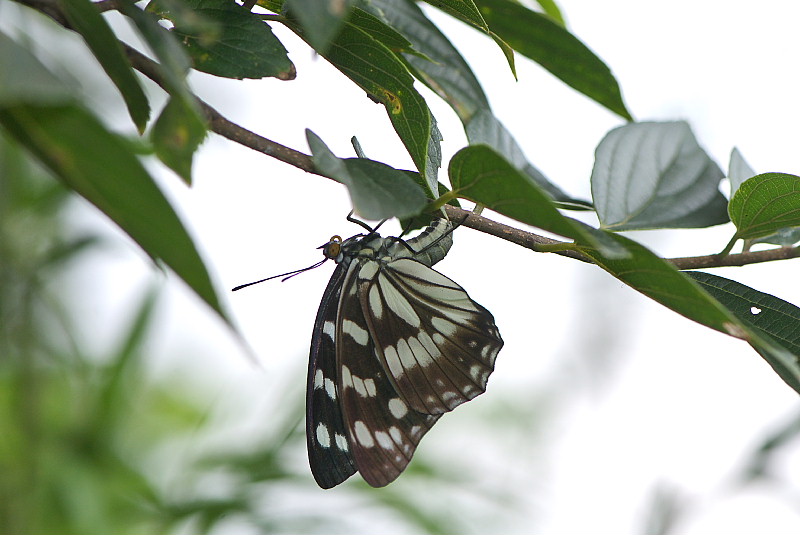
[361,257,503,415]
[337,260,440,487]
[306,262,356,489]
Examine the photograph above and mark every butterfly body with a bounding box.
[307,218,503,488]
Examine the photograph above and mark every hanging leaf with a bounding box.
[307,130,427,220]
[592,121,729,231]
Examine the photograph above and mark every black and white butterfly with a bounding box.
[304,217,503,488]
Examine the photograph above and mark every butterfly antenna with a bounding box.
[232,258,328,291]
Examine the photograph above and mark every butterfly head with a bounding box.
[319,235,343,262]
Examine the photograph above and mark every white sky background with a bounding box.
[6,0,800,533]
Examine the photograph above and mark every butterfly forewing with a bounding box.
[360,257,503,415]
[306,262,356,488]
[337,260,441,487]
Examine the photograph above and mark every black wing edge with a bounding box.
[306,262,356,489]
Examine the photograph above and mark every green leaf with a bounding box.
[592,121,729,231]
[728,172,800,241]
[322,20,436,190]
[0,31,77,105]
[363,0,489,122]
[0,104,228,323]
[307,130,427,220]
[57,0,151,132]
[686,271,800,393]
[448,144,625,257]
[153,0,295,80]
[151,96,207,184]
[727,154,800,247]
[465,109,588,206]
[285,0,356,53]
[476,0,631,120]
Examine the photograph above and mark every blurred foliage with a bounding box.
[0,130,505,534]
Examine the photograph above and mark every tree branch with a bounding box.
[444,205,800,270]
[119,47,317,173]
[18,0,800,274]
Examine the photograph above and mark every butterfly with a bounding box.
[304,216,503,488]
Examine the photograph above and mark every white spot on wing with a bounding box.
[384,345,403,378]
[431,316,457,337]
[313,369,324,389]
[358,261,379,280]
[354,420,374,448]
[397,338,416,369]
[375,430,394,450]
[323,320,336,340]
[388,397,408,419]
[364,378,377,397]
[335,433,349,452]
[469,364,484,381]
[407,336,433,367]
[352,374,367,397]
[418,330,441,358]
[324,377,336,400]
[341,365,353,388]
[380,275,421,327]
[316,423,331,448]
[342,319,369,346]
[389,426,402,443]
[369,285,383,319]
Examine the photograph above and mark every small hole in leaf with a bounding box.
[750,306,762,315]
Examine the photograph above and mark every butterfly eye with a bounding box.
[321,235,343,260]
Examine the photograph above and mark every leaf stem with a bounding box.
[717,235,739,257]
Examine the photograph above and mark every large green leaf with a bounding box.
[476,0,631,119]
[363,0,489,122]
[0,104,228,322]
[686,271,800,393]
[57,0,150,132]
[322,19,437,191]
[448,144,624,256]
[150,0,295,80]
[728,172,800,241]
[307,130,427,220]
[591,121,729,231]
